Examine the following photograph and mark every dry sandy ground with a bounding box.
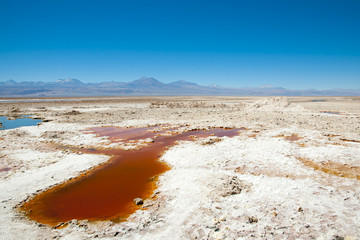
[0,96,359,240]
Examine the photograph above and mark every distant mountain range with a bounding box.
[0,77,359,97]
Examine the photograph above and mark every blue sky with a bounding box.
[1,0,359,89]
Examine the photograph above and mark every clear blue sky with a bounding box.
[1,0,359,89]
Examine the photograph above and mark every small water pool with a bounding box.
[320,111,341,115]
[0,115,42,130]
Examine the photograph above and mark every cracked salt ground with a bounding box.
[112,133,359,239]
[0,96,359,239]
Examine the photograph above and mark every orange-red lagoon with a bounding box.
[21,126,241,226]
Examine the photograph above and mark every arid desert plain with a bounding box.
[0,96,359,240]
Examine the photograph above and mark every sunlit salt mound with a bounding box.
[246,97,303,111]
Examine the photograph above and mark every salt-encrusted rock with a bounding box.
[220,176,252,197]
[248,216,258,224]
[134,198,143,205]
[11,107,20,113]
[245,96,304,111]
[64,110,81,115]
[200,136,221,145]
[30,116,41,120]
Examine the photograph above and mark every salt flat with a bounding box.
[0,96,359,239]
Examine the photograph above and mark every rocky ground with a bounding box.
[0,96,359,240]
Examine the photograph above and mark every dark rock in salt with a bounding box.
[134,198,143,205]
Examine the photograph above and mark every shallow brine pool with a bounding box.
[21,126,242,226]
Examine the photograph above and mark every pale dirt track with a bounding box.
[0,96,359,239]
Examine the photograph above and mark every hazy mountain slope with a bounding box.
[0,77,359,97]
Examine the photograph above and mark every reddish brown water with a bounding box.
[86,126,159,142]
[297,157,360,180]
[285,134,301,141]
[21,126,240,226]
[275,134,301,141]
